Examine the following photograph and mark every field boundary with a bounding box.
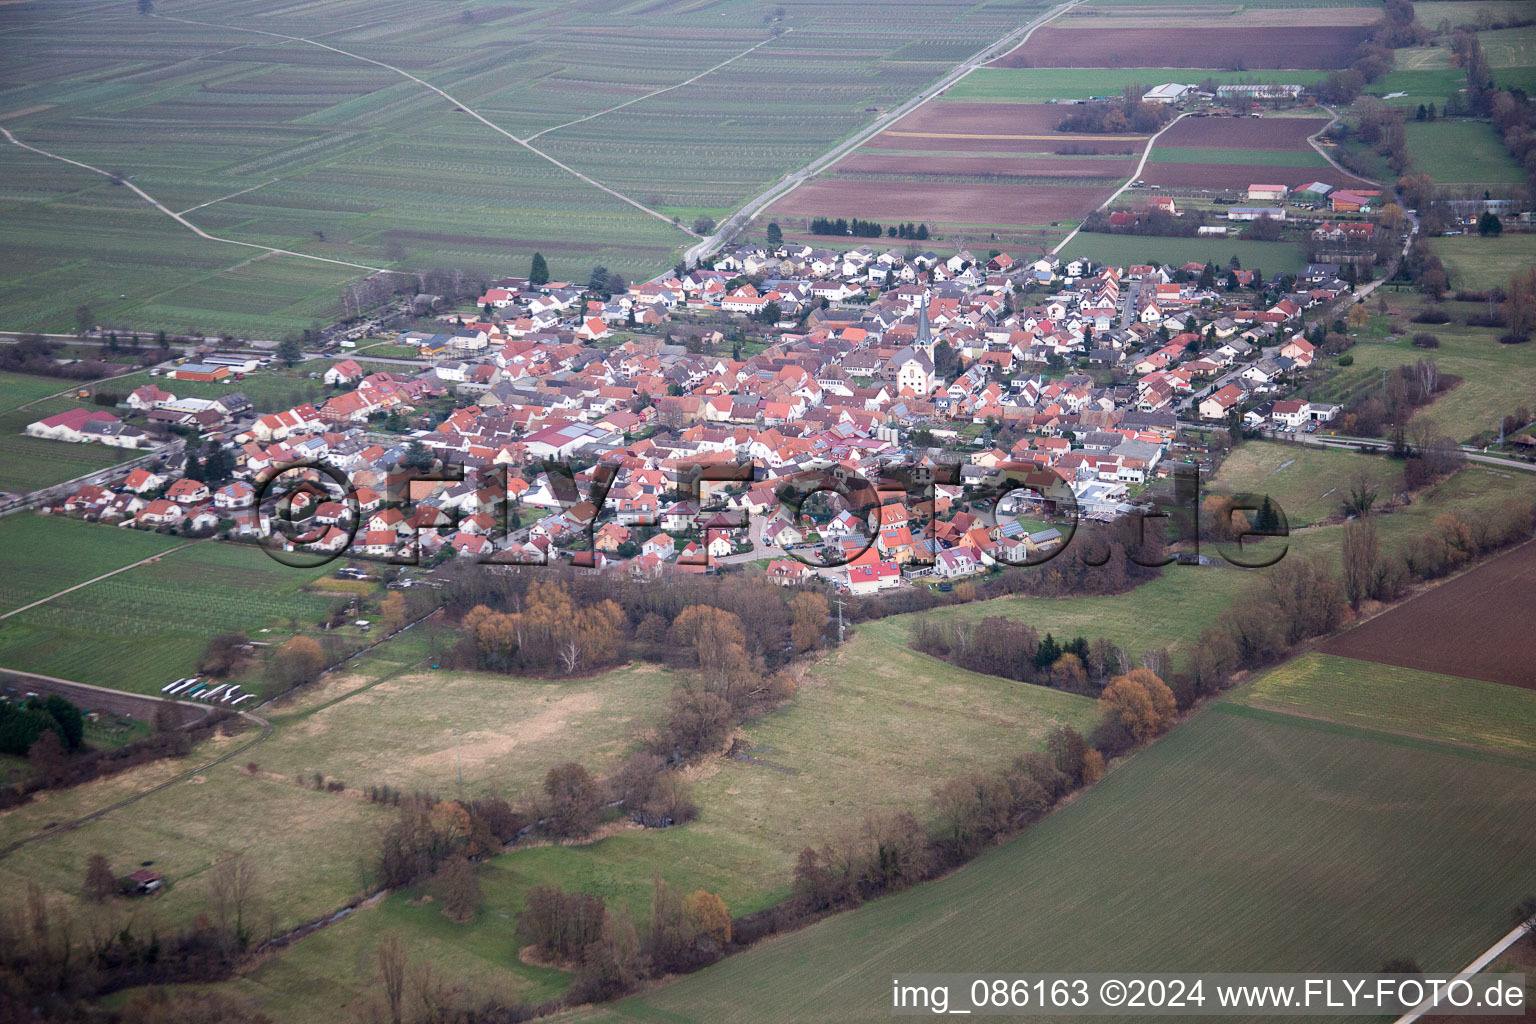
[149,13,698,243]
[0,128,391,276]
[1052,111,1191,256]
[0,540,199,620]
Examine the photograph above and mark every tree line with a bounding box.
[806,217,928,240]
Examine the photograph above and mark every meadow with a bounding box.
[0,0,1047,335]
[557,665,1536,1023]
[1430,233,1536,291]
[1403,120,1526,184]
[1203,440,1402,526]
[1303,291,1536,442]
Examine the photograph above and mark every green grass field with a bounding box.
[1061,233,1310,275]
[0,514,184,615]
[1236,651,1536,759]
[1430,233,1536,292]
[1205,441,1402,527]
[945,68,1327,102]
[0,0,1052,335]
[0,537,341,693]
[556,668,1536,1023]
[1404,120,1526,184]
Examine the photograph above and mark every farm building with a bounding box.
[1142,83,1194,104]
[1246,184,1288,202]
[1330,190,1381,213]
[170,363,230,382]
[125,869,164,895]
[1228,207,1285,221]
[1216,83,1304,101]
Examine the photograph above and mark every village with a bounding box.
[25,234,1367,595]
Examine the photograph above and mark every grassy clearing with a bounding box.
[1404,120,1525,183]
[1236,651,1536,758]
[1430,233,1536,292]
[0,537,342,693]
[1060,233,1310,274]
[1205,440,1402,526]
[0,739,394,934]
[1304,292,1536,442]
[258,663,675,801]
[0,371,72,413]
[0,514,184,615]
[558,689,1536,1023]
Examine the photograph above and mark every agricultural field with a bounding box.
[1404,120,1526,185]
[558,661,1536,1023]
[0,514,184,615]
[0,0,1054,336]
[1430,233,1536,291]
[1139,114,1367,191]
[1058,232,1311,274]
[993,25,1373,69]
[256,661,676,801]
[0,535,343,694]
[1321,538,1536,688]
[188,618,1100,1020]
[1235,651,1536,759]
[0,731,397,935]
[769,99,1140,246]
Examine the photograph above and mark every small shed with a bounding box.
[126,869,164,895]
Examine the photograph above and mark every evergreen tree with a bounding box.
[401,439,434,470]
[1256,495,1282,533]
[1035,633,1062,670]
[529,252,549,286]
[765,221,782,247]
[588,265,611,297]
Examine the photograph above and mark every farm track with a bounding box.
[149,13,698,243]
[1051,111,1191,256]
[0,128,392,276]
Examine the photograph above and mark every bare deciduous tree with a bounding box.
[206,852,260,949]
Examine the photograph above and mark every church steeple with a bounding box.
[915,292,934,357]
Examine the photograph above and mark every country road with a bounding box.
[681,0,1082,267]
[1052,111,1193,258]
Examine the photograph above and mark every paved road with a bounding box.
[680,0,1083,266]
[1392,920,1532,1024]
[1263,428,1536,472]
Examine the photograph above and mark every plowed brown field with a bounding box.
[1320,540,1536,689]
[994,26,1371,70]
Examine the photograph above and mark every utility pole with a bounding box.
[451,727,463,794]
[834,597,846,644]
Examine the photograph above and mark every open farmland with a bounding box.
[1403,120,1526,185]
[0,0,1060,335]
[556,673,1536,1023]
[0,514,184,615]
[946,67,1330,103]
[770,101,1146,245]
[0,537,342,694]
[1205,441,1401,527]
[1140,114,1370,190]
[1321,539,1536,688]
[1304,293,1536,442]
[993,25,1372,69]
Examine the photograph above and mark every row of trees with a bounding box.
[805,217,929,240]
